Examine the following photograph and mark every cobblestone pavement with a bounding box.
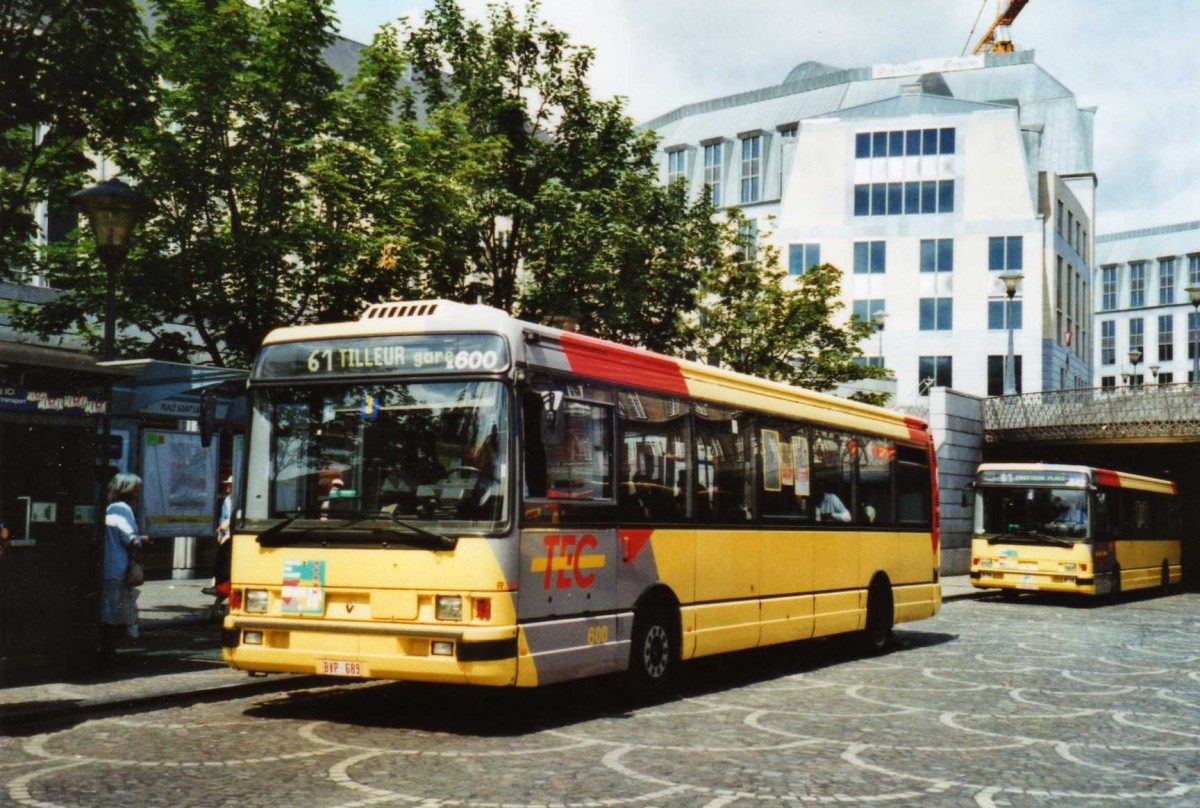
[2,591,1198,807]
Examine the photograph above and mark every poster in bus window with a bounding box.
[792,436,810,497]
[780,433,795,488]
[761,429,781,492]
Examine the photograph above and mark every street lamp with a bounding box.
[999,271,1024,395]
[72,177,146,361]
[872,309,888,368]
[1128,346,1143,388]
[1186,285,1200,383]
[1149,364,1161,385]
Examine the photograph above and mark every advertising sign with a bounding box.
[141,430,218,537]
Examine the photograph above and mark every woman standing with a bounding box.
[101,473,149,663]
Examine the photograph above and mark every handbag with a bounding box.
[124,544,145,587]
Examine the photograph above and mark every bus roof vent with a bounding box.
[360,301,443,321]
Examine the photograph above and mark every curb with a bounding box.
[1,672,325,730]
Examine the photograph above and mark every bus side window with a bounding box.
[896,445,931,527]
[693,405,755,524]
[812,429,855,524]
[618,391,690,524]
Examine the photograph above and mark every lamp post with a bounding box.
[1128,346,1143,388]
[999,271,1024,396]
[1187,286,1200,383]
[71,178,146,361]
[1149,364,1161,385]
[872,309,888,368]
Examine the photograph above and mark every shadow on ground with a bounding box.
[243,627,957,736]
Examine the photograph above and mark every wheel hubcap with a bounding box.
[643,624,669,679]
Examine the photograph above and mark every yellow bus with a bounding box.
[221,300,941,688]
[969,463,1182,598]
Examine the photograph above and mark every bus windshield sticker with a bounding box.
[761,429,781,492]
[792,436,810,497]
[282,559,326,615]
[254,334,509,379]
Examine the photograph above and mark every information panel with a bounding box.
[254,334,509,380]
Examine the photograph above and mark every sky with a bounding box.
[330,0,1199,235]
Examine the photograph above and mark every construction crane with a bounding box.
[966,0,1030,55]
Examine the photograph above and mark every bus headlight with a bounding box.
[246,589,269,614]
[436,595,463,621]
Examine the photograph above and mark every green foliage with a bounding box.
[0,1,154,275]
[698,212,888,399]
[4,0,885,396]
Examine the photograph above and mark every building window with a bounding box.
[1158,371,1174,385]
[779,125,797,139]
[853,180,954,216]
[852,298,885,322]
[920,239,953,272]
[1129,262,1146,307]
[703,142,722,207]
[1101,266,1117,311]
[1056,199,1064,234]
[988,300,1023,330]
[740,134,761,204]
[667,149,686,185]
[1190,311,1200,360]
[1100,376,1116,390]
[853,241,886,274]
[1100,320,1115,365]
[987,355,1023,396]
[989,236,1023,271]
[1190,254,1200,286]
[1158,314,1174,362]
[918,356,952,395]
[1160,258,1176,305]
[1129,318,1144,357]
[855,127,955,158]
[738,219,758,261]
[919,297,953,331]
[788,243,820,275]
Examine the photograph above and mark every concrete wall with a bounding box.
[928,387,983,574]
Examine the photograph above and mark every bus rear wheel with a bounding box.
[1108,565,1122,604]
[628,606,677,694]
[861,580,894,654]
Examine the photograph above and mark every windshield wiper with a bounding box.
[309,514,457,550]
[987,531,1074,548]
[251,516,297,543]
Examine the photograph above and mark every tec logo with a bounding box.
[532,533,604,590]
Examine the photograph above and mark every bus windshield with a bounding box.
[259,380,509,533]
[979,486,1089,541]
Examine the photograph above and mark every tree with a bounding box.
[0,1,154,276]
[402,0,704,350]
[698,212,888,401]
[11,0,345,366]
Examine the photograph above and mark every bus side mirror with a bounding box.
[541,391,564,446]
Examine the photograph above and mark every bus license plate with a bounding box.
[322,659,364,677]
[1017,576,1038,590]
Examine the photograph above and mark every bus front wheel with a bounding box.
[628,606,677,693]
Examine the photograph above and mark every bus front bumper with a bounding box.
[221,616,518,686]
[970,570,1114,596]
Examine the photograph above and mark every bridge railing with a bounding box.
[983,382,1200,443]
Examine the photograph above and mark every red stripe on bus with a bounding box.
[904,416,928,443]
[1093,469,1122,488]
[620,529,654,565]
[560,333,689,396]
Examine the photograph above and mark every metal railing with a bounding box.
[984,382,1200,443]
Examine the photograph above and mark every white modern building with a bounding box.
[644,51,1095,405]
[1093,221,1200,387]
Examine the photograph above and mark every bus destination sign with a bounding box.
[254,334,509,379]
[977,470,1088,487]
